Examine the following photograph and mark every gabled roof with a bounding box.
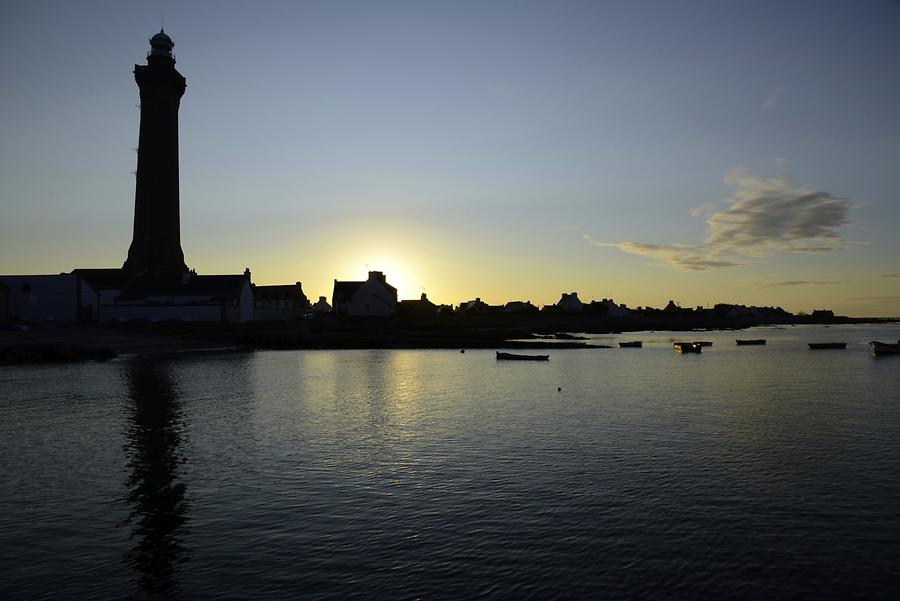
[333,273,399,305]
[72,268,135,290]
[332,281,365,302]
[253,284,306,302]
[184,275,249,300]
[399,298,436,307]
[118,274,248,301]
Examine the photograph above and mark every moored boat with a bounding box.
[736,339,766,345]
[869,341,900,356]
[808,342,846,350]
[673,342,702,353]
[496,351,550,361]
[693,341,713,347]
[618,341,642,348]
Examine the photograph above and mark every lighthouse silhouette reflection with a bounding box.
[123,356,189,597]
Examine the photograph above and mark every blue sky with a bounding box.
[2,1,899,314]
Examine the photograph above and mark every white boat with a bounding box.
[673,342,701,353]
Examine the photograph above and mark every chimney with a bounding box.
[244,267,252,281]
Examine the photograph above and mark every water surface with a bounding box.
[2,324,899,599]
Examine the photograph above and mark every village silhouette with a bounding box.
[0,31,851,348]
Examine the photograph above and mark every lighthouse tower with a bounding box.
[123,30,188,274]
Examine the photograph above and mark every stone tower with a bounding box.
[123,30,188,274]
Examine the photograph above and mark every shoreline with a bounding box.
[2,315,897,364]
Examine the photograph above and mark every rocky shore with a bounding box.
[0,343,116,364]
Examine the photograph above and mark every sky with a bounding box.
[1,0,899,316]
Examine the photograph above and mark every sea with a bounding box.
[1,324,899,600]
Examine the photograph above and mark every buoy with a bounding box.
[460,349,465,353]
[557,387,561,392]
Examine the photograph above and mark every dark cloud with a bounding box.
[707,172,852,252]
[587,169,856,271]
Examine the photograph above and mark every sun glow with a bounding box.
[350,255,420,301]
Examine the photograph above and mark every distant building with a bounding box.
[504,300,538,313]
[332,271,398,316]
[253,282,309,320]
[811,309,835,318]
[398,293,438,316]
[457,297,492,314]
[312,296,332,313]
[556,292,584,313]
[663,300,680,312]
[598,298,630,317]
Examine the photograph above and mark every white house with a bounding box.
[73,268,134,321]
[332,271,398,316]
[253,282,309,321]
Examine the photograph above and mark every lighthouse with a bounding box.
[123,30,188,274]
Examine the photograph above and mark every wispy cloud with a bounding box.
[845,295,900,302]
[760,88,782,112]
[613,240,744,270]
[757,279,840,288]
[586,167,857,271]
[882,272,900,279]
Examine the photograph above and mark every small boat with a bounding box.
[808,343,846,350]
[869,341,900,356]
[673,342,702,353]
[736,339,766,346]
[496,351,549,361]
[554,333,588,340]
[618,341,643,348]
[693,341,713,347]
